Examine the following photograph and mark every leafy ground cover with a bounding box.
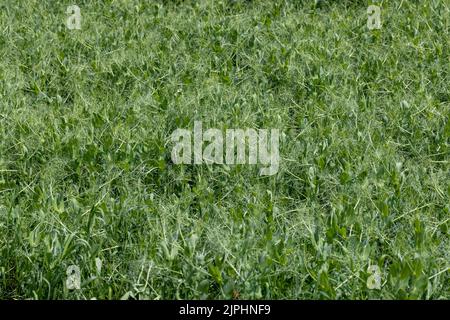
[0,0,448,299]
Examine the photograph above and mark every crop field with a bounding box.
[0,0,448,299]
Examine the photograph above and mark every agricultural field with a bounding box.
[0,0,448,299]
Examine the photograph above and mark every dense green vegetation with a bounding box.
[0,0,448,299]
